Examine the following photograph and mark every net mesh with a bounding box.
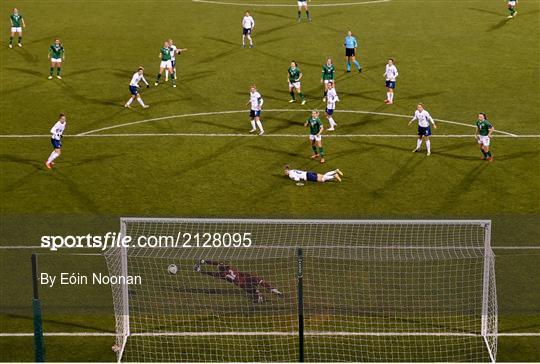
[104,219,497,362]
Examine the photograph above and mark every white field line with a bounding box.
[4,134,538,139]
[0,109,527,138]
[1,332,539,337]
[192,0,391,7]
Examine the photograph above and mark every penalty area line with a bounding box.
[192,0,391,7]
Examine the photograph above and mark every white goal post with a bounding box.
[104,218,497,362]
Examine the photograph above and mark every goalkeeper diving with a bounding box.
[194,259,283,303]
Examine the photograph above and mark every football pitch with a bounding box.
[1,0,539,362]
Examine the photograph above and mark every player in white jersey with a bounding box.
[246,85,264,135]
[45,113,67,169]
[408,103,437,156]
[125,67,150,109]
[165,39,187,81]
[383,59,398,105]
[241,11,255,48]
[284,165,342,184]
[325,81,339,131]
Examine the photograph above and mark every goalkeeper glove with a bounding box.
[199,259,206,264]
[193,264,201,272]
[271,288,283,296]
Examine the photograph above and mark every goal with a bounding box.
[104,219,497,362]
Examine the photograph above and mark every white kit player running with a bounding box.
[45,113,67,169]
[409,103,437,156]
[125,67,150,109]
[246,85,264,135]
[241,11,255,48]
[325,81,339,131]
[384,58,399,104]
[166,39,187,81]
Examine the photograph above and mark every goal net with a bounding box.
[104,219,497,362]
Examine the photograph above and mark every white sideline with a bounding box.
[1,332,538,337]
[192,0,391,7]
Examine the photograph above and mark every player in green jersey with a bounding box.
[297,1,312,22]
[9,8,26,48]
[288,61,306,105]
[507,0,518,19]
[321,58,335,101]
[48,38,65,80]
[305,110,325,163]
[155,41,176,87]
[475,113,494,161]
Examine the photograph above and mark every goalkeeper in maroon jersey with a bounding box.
[194,259,283,303]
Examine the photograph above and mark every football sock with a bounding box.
[389,92,394,102]
[509,8,515,15]
[250,120,256,130]
[18,36,22,44]
[137,98,146,107]
[297,11,301,19]
[242,35,245,46]
[346,61,351,72]
[324,90,327,97]
[386,92,390,100]
[47,151,59,163]
[156,74,161,82]
[9,36,13,45]
[487,151,492,157]
[256,120,264,132]
[353,60,361,70]
[426,140,431,153]
[290,91,295,100]
[57,67,61,75]
[481,149,487,157]
[312,145,318,154]
[416,139,422,150]
[324,171,336,178]
[171,72,176,84]
[126,98,134,106]
[322,174,335,182]
[318,147,324,156]
[306,11,310,19]
[50,67,54,76]
[328,117,336,128]
[247,35,252,45]
[299,92,305,100]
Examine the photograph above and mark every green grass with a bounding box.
[1,0,539,361]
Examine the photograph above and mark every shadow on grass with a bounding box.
[5,313,112,333]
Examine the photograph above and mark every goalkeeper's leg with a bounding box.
[257,278,283,296]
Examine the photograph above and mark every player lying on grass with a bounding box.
[284,165,343,183]
[476,112,494,161]
[125,67,150,109]
[9,8,25,48]
[45,113,66,169]
[194,259,282,303]
[409,103,437,156]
